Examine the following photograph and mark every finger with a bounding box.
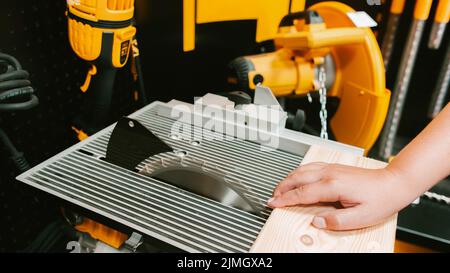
[269,180,340,208]
[312,205,382,231]
[274,163,328,197]
[273,170,325,197]
[287,162,328,178]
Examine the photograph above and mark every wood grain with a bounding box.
[250,145,397,253]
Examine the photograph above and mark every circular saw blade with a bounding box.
[141,154,265,215]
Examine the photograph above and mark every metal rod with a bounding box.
[428,22,447,49]
[428,0,450,49]
[381,0,405,70]
[379,19,426,160]
[428,42,450,118]
[381,13,402,70]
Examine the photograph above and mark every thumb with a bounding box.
[312,205,375,231]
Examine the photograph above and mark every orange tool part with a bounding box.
[413,0,433,20]
[76,218,128,249]
[391,0,406,14]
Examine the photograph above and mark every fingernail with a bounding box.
[312,217,327,229]
[267,197,275,205]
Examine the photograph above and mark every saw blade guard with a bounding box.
[310,2,390,154]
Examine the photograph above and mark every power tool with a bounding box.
[67,0,136,139]
[17,89,367,253]
[228,2,390,153]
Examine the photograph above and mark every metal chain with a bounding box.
[307,93,313,103]
[318,65,328,139]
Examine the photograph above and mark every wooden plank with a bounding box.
[250,145,397,253]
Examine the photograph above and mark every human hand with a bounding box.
[267,162,417,231]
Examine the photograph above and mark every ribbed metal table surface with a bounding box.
[18,105,303,252]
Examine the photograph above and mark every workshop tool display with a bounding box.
[229,2,390,153]
[16,86,362,253]
[378,0,433,161]
[381,0,406,71]
[428,0,450,49]
[0,53,39,172]
[67,0,137,138]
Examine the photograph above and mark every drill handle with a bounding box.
[77,65,118,134]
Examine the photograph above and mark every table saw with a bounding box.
[16,87,397,253]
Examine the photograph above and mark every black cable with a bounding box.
[0,53,39,111]
[0,52,39,172]
[0,128,30,171]
[134,54,149,106]
[130,35,148,106]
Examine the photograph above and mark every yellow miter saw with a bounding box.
[229,2,390,153]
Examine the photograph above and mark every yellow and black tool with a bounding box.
[229,2,390,153]
[67,0,136,138]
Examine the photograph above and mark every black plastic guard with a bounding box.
[106,117,172,170]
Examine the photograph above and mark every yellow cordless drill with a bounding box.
[67,0,136,139]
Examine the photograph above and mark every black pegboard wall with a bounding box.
[0,1,136,252]
[0,0,84,252]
